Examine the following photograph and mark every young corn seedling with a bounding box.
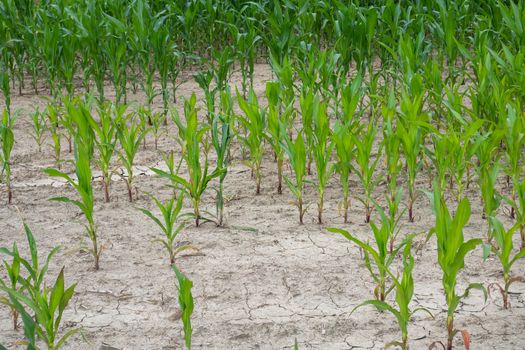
[29,108,47,153]
[426,131,454,193]
[139,193,193,265]
[0,108,14,204]
[311,100,335,224]
[397,91,427,222]
[427,183,486,350]
[211,92,233,226]
[351,242,432,350]
[237,88,266,195]
[328,205,409,301]
[60,102,76,154]
[445,121,484,202]
[331,75,362,220]
[172,264,194,350]
[399,122,422,218]
[487,217,525,309]
[352,123,383,223]
[265,81,287,195]
[138,106,166,150]
[44,117,101,270]
[475,131,502,241]
[0,242,21,330]
[46,103,62,166]
[194,69,216,123]
[0,224,78,349]
[152,94,223,227]
[117,115,149,202]
[300,88,315,175]
[332,121,355,223]
[90,103,121,203]
[283,132,307,224]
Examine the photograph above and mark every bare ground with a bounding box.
[0,64,524,349]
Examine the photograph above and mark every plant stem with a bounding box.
[344,192,349,224]
[299,197,304,225]
[277,159,283,195]
[103,177,110,203]
[194,199,200,227]
[318,193,324,224]
[447,315,454,350]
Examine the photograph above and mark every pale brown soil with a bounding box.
[0,64,524,349]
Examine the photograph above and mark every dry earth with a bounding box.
[0,64,524,349]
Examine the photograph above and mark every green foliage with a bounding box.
[488,218,525,308]
[351,242,432,350]
[172,265,194,350]
[328,204,408,302]
[43,103,100,270]
[29,108,47,153]
[265,81,288,195]
[116,114,149,202]
[152,94,223,227]
[310,99,334,224]
[237,88,266,194]
[211,89,233,226]
[0,108,14,203]
[427,182,486,350]
[283,132,307,224]
[0,224,78,349]
[332,120,355,223]
[139,193,192,265]
[90,102,121,203]
[352,122,383,223]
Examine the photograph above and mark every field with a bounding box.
[1,1,525,350]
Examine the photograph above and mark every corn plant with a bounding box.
[0,241,21,330]
[328,205,408,302]
[59,102,76,154]
[283,132,307,224]
[488,217,525,309]
[475,131,502,241]
[139,193,193,265]
[351,242,432,350]
[332,121,355,223]
[444,121,484,202]
[300,88,315,175]
[310,100,334,224]
[90,103,121,203]
[43,117,100,270]
[397,91,427,222]
[265,81,287,195]
[211,91,233,226]
[30,108,47,153]
[230,22,261,97]
[381,95,404,223]
[0,108,14,204]
[0,223,78,349]
[46,103,62,166]
[427,183,486,350]
[138,107,166,150]
[352,123,383,223]
[172,264,194,350]
[237,88,266,195]
[152,94,223,227]
[117,116,149,202]
[194,68,216,123]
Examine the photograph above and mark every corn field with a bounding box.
[1,0,525,349]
